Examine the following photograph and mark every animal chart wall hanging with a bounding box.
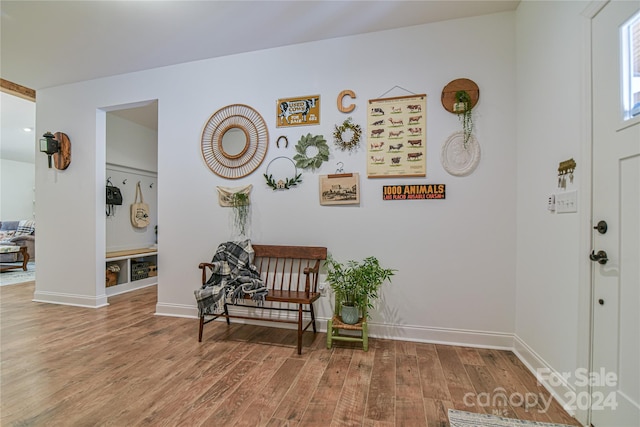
[276,95,320,128]
[367,94,426,178]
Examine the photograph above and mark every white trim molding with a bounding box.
[514,335,577,417]
[33,291,109,308]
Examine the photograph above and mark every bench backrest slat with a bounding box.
[252,244,327,293]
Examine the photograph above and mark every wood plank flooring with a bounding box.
[0,282,581,426]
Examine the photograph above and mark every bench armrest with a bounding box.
[198,262,226,285]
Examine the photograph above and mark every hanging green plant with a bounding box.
[231,192,250,236]
[333,117,362,151]
[293,133,329,171]
[454,90,474,148]
[263,156,302,190]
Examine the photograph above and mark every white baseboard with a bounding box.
[370,322,514,350]
[155,303,513,349]
[32,290,109,308]
[154,302,198,318]
[513,334,577,417]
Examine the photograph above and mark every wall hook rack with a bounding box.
[123,179,127,185]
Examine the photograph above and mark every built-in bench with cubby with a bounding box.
[106,248,157,296]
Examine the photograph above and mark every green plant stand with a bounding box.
[326,294,369,351]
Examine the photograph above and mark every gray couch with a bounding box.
[0,220,35,262]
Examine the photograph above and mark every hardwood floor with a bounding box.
[0,283,581,426]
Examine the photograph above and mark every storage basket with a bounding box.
[148,264,157,277]
[131,268,149,281]
[132,261,151,269]
[106,270,119,287]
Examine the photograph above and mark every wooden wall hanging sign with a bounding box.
[337,90,356,113]
[441,78,479,114]
[382,184,446,200]
[276,95,320,127]
[53,132,71,170]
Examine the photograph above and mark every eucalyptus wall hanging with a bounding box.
[293,133,329,171]
[333,117,362,151]
[264,156,302,190]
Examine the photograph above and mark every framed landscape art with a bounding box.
[319,173,360,206]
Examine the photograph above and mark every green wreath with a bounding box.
[293,133,329,171]
[333,117,362,151]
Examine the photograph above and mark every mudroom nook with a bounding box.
[104,102,158,297]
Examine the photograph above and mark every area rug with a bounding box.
[0,262,35,286]
[448,410,574,427]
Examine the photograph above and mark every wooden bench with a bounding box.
[198,244,327,354]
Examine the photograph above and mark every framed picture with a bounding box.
[367,94,426,178]
[276,95,320,128]
[319,173,360,205]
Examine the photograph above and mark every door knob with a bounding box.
[590,250,608,265]
[598,299,604,305]
[593,220,608,234]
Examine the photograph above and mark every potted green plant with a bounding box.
[230,192,250,237]
[454,90,474,148]
[325,254,396,324]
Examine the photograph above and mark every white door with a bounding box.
[591,1,640,426]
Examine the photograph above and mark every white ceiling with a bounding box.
[0,0,519,163]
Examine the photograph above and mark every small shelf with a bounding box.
[106,248,157,296]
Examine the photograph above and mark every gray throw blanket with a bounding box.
[194,240,267,317]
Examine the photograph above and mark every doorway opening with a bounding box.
[103,100,158,297]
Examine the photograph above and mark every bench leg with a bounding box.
[297,304,303,355]
[198,316,204,342]
[223,303,230,325]
[309,303,317,333]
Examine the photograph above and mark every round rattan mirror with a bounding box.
[201,104,269,179]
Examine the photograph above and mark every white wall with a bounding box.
[106,112,158,251]
[105,165,157,252]
[0,159,35,220]
[106,112,158,173]
[515,1,590,420]
[34,12,517,344]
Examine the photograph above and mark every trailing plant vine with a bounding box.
[231,192,250,236]
[455,90,474,148]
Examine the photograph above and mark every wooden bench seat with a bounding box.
[198,244,327,354]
